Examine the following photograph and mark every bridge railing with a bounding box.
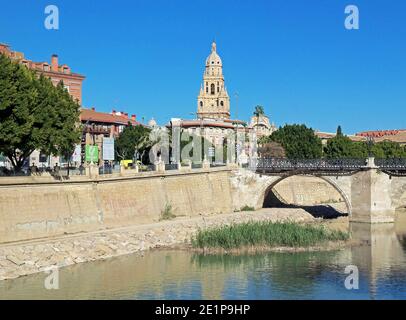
[251,158,406,172]
[375,158,406,170]
[252,158,367,172]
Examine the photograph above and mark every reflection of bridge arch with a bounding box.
[256,173,352,216]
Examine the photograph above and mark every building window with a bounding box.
[200,101,203,107]
[220,101,224,107]
[210,84,215,95]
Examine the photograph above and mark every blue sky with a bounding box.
[1,0,405,133]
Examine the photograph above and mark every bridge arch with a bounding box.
[256,174,352,216]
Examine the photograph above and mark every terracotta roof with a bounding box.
[315,132,366,142]
[356,129,406,137]
[80,108,140,126]
[176,120,235,129]
[223,119,247,125]
[359,130,406,143]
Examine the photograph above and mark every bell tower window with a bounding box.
[210,83,215,95]
[200,101,203,107]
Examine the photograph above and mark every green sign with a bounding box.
[85,145,99,163]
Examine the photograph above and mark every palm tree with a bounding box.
[253,105,265,133]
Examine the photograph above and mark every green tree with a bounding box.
[34,77,81,162]
[270,124,322,159]
[371,141,406,158]
[253,105,265,130]
[258,135,271,146]
[349,141,369,158]
[0,54,82,171]
[115,123,152,162]
[0,54,39,171]
[324,127,361,159]
[253,105,265,118]
[336,125,343,136]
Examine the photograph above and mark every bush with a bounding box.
[160,203,176,221]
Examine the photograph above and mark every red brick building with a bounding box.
[80,108,140,140]
[0,43,85,104]
[80,108,142,163]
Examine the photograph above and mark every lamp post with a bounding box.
[366,136,374,158]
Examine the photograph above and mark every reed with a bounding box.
[191,221,349,249]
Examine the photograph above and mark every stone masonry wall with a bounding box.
[0,169,233,244]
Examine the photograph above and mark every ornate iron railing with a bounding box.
[253,158,367,172]
[375,158,406,170]
[251,158,406,174]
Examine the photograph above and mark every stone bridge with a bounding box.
[230,158,406,223]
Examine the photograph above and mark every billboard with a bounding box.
[85,145,99,163]
[103,138,115,161]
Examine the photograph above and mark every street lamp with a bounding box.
[366,136,374,158]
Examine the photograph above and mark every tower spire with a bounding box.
[211,41,217,52]
[197,41,230,120]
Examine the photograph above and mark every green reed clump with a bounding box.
[191,221,349,249]
[240,205,255,212]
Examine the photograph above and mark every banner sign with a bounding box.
[103,138,115,161]
[72,144,81,163]
[85,145,99,163]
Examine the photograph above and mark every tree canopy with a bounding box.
[323,127,366,158]
[371,140,406,158]
[0,54,81,171]
[269,124,323,159]
[115,123,152,163]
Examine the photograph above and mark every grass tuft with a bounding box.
[191,221,349,249]
[240,205,255,212]
[160,203,176,221]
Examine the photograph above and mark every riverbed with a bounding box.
[1,212,406,299]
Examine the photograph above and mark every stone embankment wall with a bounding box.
[0,169,233,244]
[0,209,315,281]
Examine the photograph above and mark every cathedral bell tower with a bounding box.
[197,42,230,119]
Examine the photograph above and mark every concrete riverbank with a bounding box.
[0,208,323,281]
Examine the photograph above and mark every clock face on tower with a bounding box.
[197,42,230,120]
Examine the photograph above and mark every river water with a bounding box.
[1,214,406,300]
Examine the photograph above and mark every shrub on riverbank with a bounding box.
[160,203,175,221]
[191,221,349,250]
[240,205,255,212]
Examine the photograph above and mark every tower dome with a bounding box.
[197,41,230,120]
[205,42,222,66]
[148,118,157,127]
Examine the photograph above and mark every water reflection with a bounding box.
[1,213,406,300]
